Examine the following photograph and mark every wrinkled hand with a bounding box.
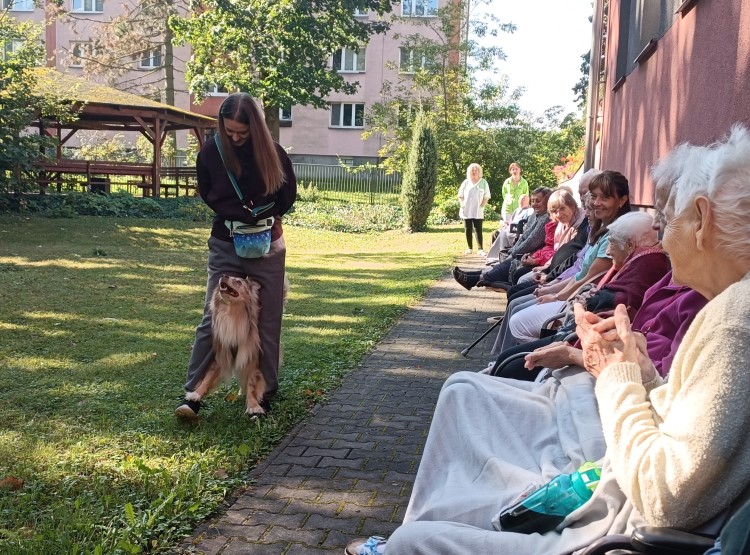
[574,303,651,380]
[524,342,582,370]
[536,294,558,304]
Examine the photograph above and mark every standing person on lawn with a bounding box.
[500,162,530,224]
[175,93,297,420]
[458,163,491,256]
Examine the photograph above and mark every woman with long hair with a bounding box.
[175,93,297,420]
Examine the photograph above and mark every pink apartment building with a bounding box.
[4,0,452,165]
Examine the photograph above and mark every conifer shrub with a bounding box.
[400,112,437,232]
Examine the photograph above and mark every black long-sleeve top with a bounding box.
[196,135,297,242]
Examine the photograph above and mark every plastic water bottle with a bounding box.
[498,462,602,535]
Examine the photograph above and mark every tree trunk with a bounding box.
[264,104,280,143]
[164,6,175,107]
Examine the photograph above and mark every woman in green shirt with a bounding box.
[501,162,530,223]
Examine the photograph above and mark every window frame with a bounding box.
[71,0,103,13]
[329,102,366,129]
[2,0,35,11]
[138,47,162,70]
[399,47,428,74]
[401,0,438,17]
[206,83,230,96]
[279,106,292,127]
[332,46,366,73]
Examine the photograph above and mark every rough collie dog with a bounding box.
[186,275,267,415]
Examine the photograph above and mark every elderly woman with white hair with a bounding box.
[458,163,491,256]
[346,126,750,555]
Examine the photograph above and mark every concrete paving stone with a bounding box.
[316,456,365,470]
[231,496,290,513]
[264,475,308,490]
[349,479,406,496]
[302,447,351,459]
[185,535,229,555]
[363,459,414,474]
[206,523,269,540]
[334,467,388,482]
[301,476,358,492]
[315,430,362,442]
[262,526,324,546]
[282,499,340,517]
[316,490,374,506]
[303,513,362,534]
[257,463,292,476]
[336,503,396,521]
[321,529,358,549]
[269,485,321,502]
[285,544,338,554]
[223,508,254,524]
[329,440,376,451]
[272,454,323,467]
[247,511,307,529]
[221,539,288,555]
[285,465,337,479]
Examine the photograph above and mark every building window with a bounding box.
[329,102,365,128]
[332,46,366,73]
[71,0,103,12]
[139,48,162,69]
[279,106,292,127]
[399,47,429,73]
[206,83,229,96]
[402,0,437,17]
[615,0,680,81]
[69,41,96,67]
[2,40,24,60]
[1,0,35,11]
[353,7,367,16]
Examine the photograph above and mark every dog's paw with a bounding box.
[185,391,202,402]
[245,405,266,417]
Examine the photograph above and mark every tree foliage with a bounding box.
[53,0,183,105]
[401,111,437,232]
[171,0,397,137]
[365,0,585,210]
[0,16,76,192]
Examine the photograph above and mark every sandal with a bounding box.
[345,536,387,555]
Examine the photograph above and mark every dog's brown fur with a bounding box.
[186,275,266,415]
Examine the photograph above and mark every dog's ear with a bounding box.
[245,277,261,292]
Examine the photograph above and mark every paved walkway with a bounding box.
[184,256,504,554]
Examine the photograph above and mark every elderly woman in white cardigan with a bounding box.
[345,125,750,555]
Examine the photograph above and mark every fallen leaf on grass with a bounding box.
[0,476,24,490]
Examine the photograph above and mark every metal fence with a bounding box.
[292,163,401,205]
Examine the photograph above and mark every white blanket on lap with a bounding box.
[389,369,646,554]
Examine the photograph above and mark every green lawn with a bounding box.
[0,215,480,554]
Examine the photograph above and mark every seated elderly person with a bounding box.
[484,211,671,377]
[346,125,750,555]
[453,187,552,290]
[485,193,533,264]
[507,210,670,345]
[493,269,707,381]
[489,172,631,355]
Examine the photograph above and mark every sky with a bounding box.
[474,0,595,117]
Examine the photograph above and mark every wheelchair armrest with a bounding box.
[541,311,567,330]
[489,352,530,377]
[631,526,715,554]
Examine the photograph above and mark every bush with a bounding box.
[400,112,437,232]
[0,192,402,232]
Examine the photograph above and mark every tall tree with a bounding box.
[171,0,397,140]
[401,111,437,232]
[0,17,75,192]
[55,0,184,104]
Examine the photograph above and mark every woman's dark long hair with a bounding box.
[588,171,631,242]
[217,93,284,194]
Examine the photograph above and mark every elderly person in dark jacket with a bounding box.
[453,187,552,290]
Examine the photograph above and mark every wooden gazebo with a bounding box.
[32,68,216,196]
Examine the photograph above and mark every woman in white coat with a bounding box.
[458,163,491,256]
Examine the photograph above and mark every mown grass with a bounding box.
[0,215,484,554]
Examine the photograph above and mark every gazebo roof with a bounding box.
[33,67,216,133]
